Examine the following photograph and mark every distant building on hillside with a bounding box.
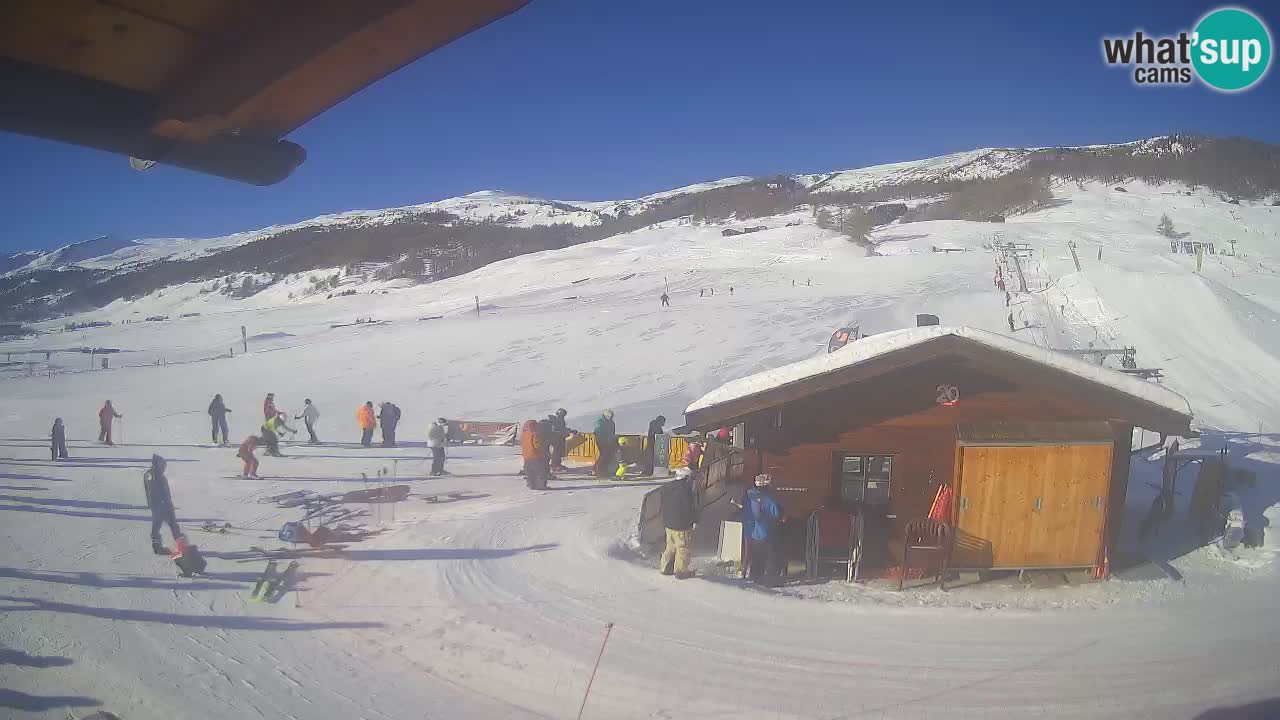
[1171,240,1215,255]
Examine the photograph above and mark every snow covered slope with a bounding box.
[3,178,1280,719]
[798,147,1030,194]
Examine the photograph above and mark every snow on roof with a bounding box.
[685,325,1193,420]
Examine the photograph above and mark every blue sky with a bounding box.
[2,0,1276,252]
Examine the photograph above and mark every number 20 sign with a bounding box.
[935,384,960,406]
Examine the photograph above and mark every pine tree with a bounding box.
[815,207,834,229]
[1157,214,1176,238]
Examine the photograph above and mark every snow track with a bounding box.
[6,438,1275,719]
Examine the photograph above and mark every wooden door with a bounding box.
[1027,444,1111,567]
[955,446,1039,568]
[955,444,1111,569]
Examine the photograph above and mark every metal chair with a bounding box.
[806,508,858,582]
[899,518,953,591]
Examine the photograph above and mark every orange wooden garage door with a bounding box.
[955,444,1112,569]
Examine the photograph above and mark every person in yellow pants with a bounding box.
[660,469,697,579]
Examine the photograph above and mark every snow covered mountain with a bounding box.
[4,143,1280,719]
[4,134,1279,323]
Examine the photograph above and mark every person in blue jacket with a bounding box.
[742,473,785,585]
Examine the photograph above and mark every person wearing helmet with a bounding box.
[357,401,376,447]
[296,399,320,444]
[683,438,704,472]
[97,400,122,445]
[639,415,666,476]
[208,393,232,446]
[742,473,785,585]
[547,408,574,471]
[592,409,617,478]
[50,417,69,460]
[427,417,449,476]
[143,454,182,555]
[660,467,697,579]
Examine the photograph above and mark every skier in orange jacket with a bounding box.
[357,401,376,447]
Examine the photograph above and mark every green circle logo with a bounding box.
[1192,8,1272,91]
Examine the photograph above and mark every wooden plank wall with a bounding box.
[954,444,1112,569]
[755,425,955,539]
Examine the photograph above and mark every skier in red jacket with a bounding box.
[97,400,122,445]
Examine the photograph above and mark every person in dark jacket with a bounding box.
[208,394,232,446]
[143,454,182,554]
[660,471,697,578]
[1007,312,1016,332]
[592,410,617,478]
[742,473,785,585]
[50,418,69,460]
[547,408,574,471]
[535,419,556,482]
[427,418,449,476]
[97,400,122,445]
[378,402,401,448]
[639,415,666,476]
[296,399,320,444]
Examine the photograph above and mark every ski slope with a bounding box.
[3,182,1280,719]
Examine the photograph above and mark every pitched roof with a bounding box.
[684,326,1194,435]
[1,0,528,184]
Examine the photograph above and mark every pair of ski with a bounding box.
[422,491,471,503]
[249,559,299,603]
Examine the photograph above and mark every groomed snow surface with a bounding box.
[3,181,1280,719]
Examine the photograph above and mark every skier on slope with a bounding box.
[639,415,666,476]
[1005,290,1011,307]
[378,402,402,448]
[237,435,260,478]
[660,291,670,307]
[208,393,232,446]
[1008,312,1016,332]
[592,409,618,478]
[50,418,69,460]
[357,401,376,447]
[296,399,320,444]
[427,418,449,476]
[260,413,293,457]
[97,400,122,445]
[143,454,183,554]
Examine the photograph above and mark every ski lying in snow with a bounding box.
[242,545,348,561]
[422,491,472,503]
[249,560,279,601]
[261,561,300,603]
[257,490,309,505]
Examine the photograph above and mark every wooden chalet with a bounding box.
[682,326,1193,578]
